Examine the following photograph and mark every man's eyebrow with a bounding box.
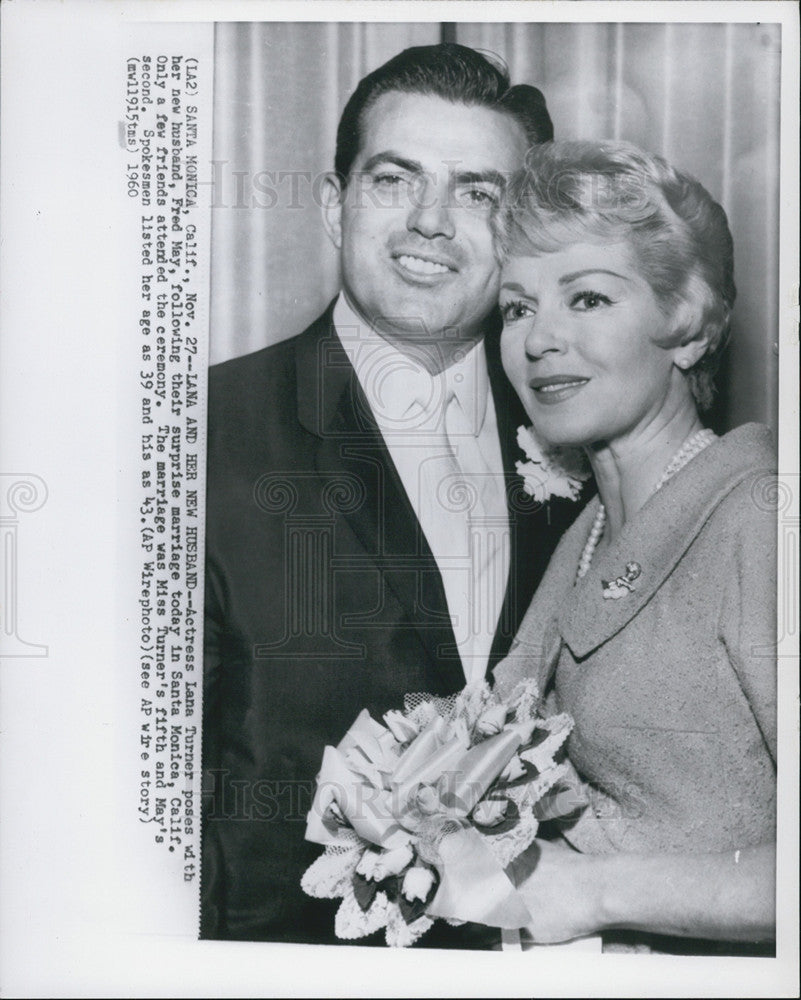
[357,155,508,189]
[558,269,628,285]
[452,169,507,188]
[359,152,422,174]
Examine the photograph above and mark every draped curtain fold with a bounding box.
[210,21,780,434]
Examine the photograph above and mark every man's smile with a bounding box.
[392,250,458,278]
[395,253,454,275]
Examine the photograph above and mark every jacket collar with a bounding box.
[291,298,461,685]
[295,298,359,438]
[559,424,776,659]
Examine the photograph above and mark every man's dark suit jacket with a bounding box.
[201,300,577,945]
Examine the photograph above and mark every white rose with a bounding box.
[415,784,441,815]
[355,849,380,880]
[364,843,414,882]
[499,755,526,783]
[476,704,508,737]
[402,866,436,903]
[383,710,419,744]
[472,798,509,827]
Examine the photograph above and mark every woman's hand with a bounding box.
[507,837,606,944]
[506,838,776,945]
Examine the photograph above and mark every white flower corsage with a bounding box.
[515,425,590,503]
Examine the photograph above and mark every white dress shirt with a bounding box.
[333,294,510,682]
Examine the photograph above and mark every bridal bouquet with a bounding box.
[301,679,575,946]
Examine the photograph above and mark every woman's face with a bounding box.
[500,240,684,450]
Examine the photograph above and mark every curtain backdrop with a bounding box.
[210,21,781,434]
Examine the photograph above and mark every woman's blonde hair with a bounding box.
[499,140,736,410]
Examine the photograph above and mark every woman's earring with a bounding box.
[677,357,690,369]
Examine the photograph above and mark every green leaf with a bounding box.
[493,758,539,788]
[471,797,520,836]
[352,871,378,912]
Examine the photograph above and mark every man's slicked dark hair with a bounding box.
[334,43,553,181]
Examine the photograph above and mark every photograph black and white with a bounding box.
[202,20,782,954]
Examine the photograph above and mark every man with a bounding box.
[202,43,569,947]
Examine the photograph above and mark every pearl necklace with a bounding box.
[576,428,717,581]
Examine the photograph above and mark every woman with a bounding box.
[493,140,776,953]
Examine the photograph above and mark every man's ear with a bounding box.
[321,173,344,249]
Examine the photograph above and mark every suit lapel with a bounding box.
[295,305,462,686]
[485,321,544,665]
